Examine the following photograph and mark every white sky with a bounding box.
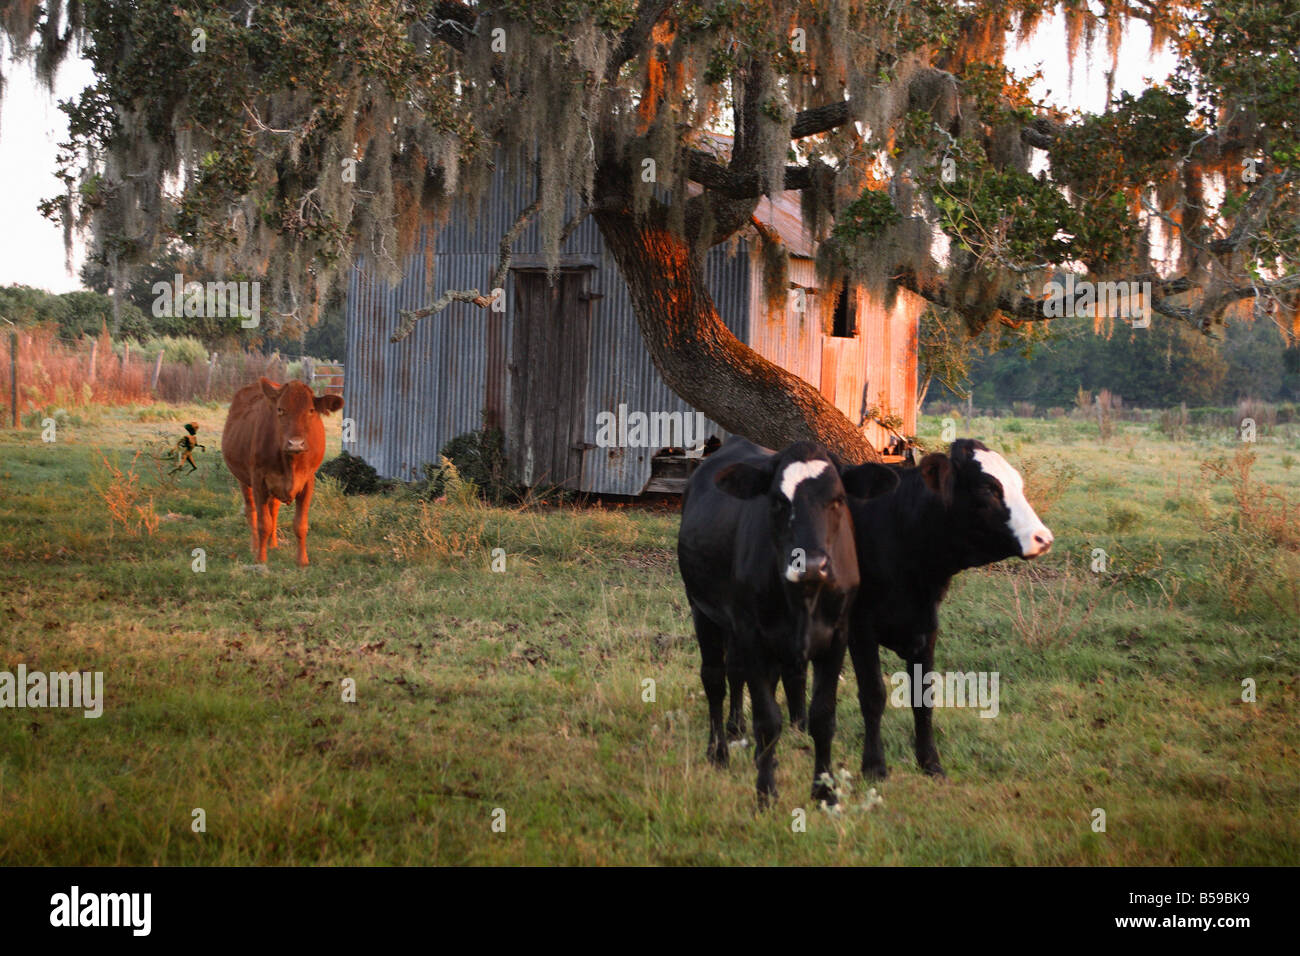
[0,11,1176,294]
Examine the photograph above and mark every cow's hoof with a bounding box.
[922,762,947,779]
[707,745,729,767]
[811,783,837,806]
[789,717,808,734]
[725,721,747,741]
[755,788,778,810]
[862,761,889,781]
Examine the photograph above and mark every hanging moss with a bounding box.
[1,0,1293,347]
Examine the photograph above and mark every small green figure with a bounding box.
[170,422,206,475]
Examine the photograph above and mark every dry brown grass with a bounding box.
[93,450,160,537]
[1,325,293,414]
[1201,447,1300,550]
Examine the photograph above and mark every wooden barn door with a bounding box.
[508,268,592,490]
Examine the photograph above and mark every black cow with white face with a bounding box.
[678,437,898,804]
[846,439,1053,779]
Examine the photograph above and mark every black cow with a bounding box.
[846,439,1053,779]
[678,437,898,804]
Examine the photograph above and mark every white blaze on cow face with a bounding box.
[779,459,830,502]
[972,449,1054,558]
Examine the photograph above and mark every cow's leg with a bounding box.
[266,498,281,549]
[808,640,848,804]
[725,651,746,741]
[252,487,274,564]
[909,630,945,777]
[240,484,258,557]
[293,479,314,567]
[748,660,783,805]
[849,635,889,780]
[691,606,729,767]
[782,661,807,732]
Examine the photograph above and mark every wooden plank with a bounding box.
[559,272,590,489]
[820,339,839,403]
[485,308,506,431]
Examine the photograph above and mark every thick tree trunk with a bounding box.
[594,206,880,463]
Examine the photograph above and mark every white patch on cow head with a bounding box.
[972,449,1054,558]
[779,459,830,501]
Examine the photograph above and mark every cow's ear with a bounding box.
[948,439,985,464]
[260,378,281,405]
[315,394,344,415]
[840,462,899,500]
[919,453,955,507]
[714,462,773,499]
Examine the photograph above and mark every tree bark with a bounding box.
[593,204,880,463]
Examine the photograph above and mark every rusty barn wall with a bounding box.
[741,251,923,454]
[745,253,824,389]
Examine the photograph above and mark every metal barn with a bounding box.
[342,167,922,495]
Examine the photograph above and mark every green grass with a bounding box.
[0,405,1297,864]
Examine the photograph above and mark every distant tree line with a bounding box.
[931,317,1300,409]
[0,252,344,362]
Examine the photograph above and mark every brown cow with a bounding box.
[222,378,343,567]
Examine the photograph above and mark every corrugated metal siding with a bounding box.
[578,242,747,494]
[345,248,498,480]
[345,162,752,493]
[746,253,823,388]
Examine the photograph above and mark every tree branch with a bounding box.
[1208,168,1300,254]
[390,197,541,342]
[389,201,599,342]
[686,149,818,197]
[606,0,677,82]
[420,1,479,53]
[790,100,853,139]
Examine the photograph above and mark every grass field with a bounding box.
[1,403,1297,865]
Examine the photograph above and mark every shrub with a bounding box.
[1156,402,1189,441]
[1018,457,1078,518]
[431,428,515,503]
[142,336,208,367]
[317,451,383,495]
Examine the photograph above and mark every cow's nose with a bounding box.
[285,438,307,454]
[1025,527,1054,558]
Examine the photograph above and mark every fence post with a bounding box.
[151,351,164,391]
[205,352,217,397]
[9,331,16,428]
[304,356,314,387]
